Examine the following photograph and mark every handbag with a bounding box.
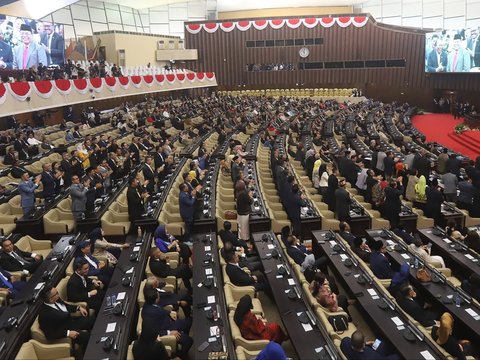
[416,267,432,282]
[224,210,237,220]
[328,314,348,333]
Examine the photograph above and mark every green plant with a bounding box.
[454,123,468,134]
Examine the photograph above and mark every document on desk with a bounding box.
[339,254,348,261]
[116,292,126,301]
[367,288,379,299]
[34,282,44,290]
[106,322,116,333]
[465,308,480,320]
[204,246,211,251]
[133,246,140,252]
[125,267,134,274]
[443,238,452,244]
[207,295,215,304]
[329,240,336,247]
[205,268,212,275]
[420,350,435,360]
[288,278,295,286]
[301,322,313,332]
[267,244,275,250]
[391,316,404,327]
[401,253,410,259]
[386,240,395,246]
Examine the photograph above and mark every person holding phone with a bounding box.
[340,330,401,359]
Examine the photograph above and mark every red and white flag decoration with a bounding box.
[0,73,216,102]
[33,80,54,99]
[186,16,368,34]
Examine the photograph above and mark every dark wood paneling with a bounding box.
[185,15,480,109]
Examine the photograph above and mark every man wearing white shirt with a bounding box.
[0,238,42,273]
[40,22,64,66]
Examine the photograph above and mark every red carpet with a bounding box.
[412,114,480,160]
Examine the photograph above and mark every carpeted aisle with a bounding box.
[412,113,480,160]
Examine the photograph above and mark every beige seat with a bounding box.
[56,277,88,309]
[228,313,269,351]
[0,203,20,222]
[158,210,184,236]
[7,195,24,215]
[16,340,73,360]
[56,198,72,213]
[235,346,260,360]
[16,235,52,259]
[31,317,71,345]
[43,209,75,234]
[136,309,177,354]
[101,210,131,236]
[224,284,264,315]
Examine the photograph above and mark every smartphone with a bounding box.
[372,339,382,350]
[198,341,209,352]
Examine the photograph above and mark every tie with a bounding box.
[0,272,13,289]
[85,255,98,269]
[22,46,28,69]
[453,51,459,71]
[11,252,25,265]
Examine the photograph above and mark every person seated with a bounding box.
[392,222,415,245]
[351,237,372,263]
[256,341,288,360]
[89,227,129,266]
[369,240,394,279]
[409,235,446,268]
[0,265,26,299]
[221,241,262,273]
[153,224,192,267]
[144,276,192,317]
[233,295,287,344]
[340,330,401,360]
[39,285,94,348]
[396,285,439,327]
[464,230,480,254]
[387,263,410,298]
[431,312,473,360]
[132,317,170,360]
[149,247,192,293]
[461,273,480,301]
[445,220,464,241]
[0,238,43,274]
[338,221,356,245]
[142,286,193,359]
[67,259,106,314]
[75,241,114,286]
[218,221,249,252]
[286,234,328,280]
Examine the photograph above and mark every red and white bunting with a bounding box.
[73,79,89,94]
[154,74,165,85]
[203,23,219,33]
[143,75,154,87]
[0,83,7,105]
[176,74,186,83]
[89,78,104,93]
[252,19,268,30]
[118,76,129,89]
[130,76,142,88]
[8,82,31,101]
[166,74,176,84]
[236,20,252,31]
[54,79,72,95]
[104,77,117,91]
[186,73,196,83]
[33,80,54,99]
[269,19,285,30]
[286,19,302,29]
[186,16,368,34]
[196,72,205,82]
[219,22,235,32]
[206,73,215,81]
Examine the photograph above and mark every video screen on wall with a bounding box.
[425,28,480,73]
[0,15,65,70]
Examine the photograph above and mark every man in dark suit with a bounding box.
[179,182,196,242]
[149,247,192,292]
[412,150,431,179]
[335,179,352,222]
[425,179,444,225]
[0,238,43,274]
[3,148,16,166]
[426,40,448,72]
[127,176,148,223]
[284,183,307,237]
[339,222,356,245]
[153,144,166,170]
[13,133,29,161]
[396,285,438,327]
[0,34,13,69]
[0,265,26,299]
[72,126,82,139]
[340,330,401,360]
[39,285,94,346]
[40,163,57,200]
[225,252,268,293]
[369,240,394,279]
[142,286,193,359]
[467,27,480,68]
[40,22,65,66]
[66,259,105,314]
[142,156,157,194]
[286,234,328,274]
[60,152,73,188]
[128,137,141,164]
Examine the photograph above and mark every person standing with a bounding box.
[425,179,444,224]
[70,175,89,221]
[12,24,47,70]
[335,178,352,222]
[383,178,403,229]
[40,22,64,66]
[179,182,196,243]
[236,180,253,243]
[18,172,41,215]
[442,169,458,203]
[447,34,471,72]
[127,176,148,223]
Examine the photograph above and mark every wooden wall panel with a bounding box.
[185,15,480,108]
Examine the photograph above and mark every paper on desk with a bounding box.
[420,350,436,360]
[267,244,275,250]
[401,253,410,259]
[443,238,452,244]
[340,254,348,261]
[288,278,295,286]
[205,268,213,275]
[276,275,283,279]
[329,241,337,246]
[125,267,134,274]
[386,240,395,246]
[204,246,211,251]
[207,295,215,304]
[133,246,140,252]
[315,347,324,353]
[391,317,404,326]
[106,323,116,333]
[465,308,480,320]
[34,282,44,290]
[367,289,377,297]
[465,254,474,260]
[301,322,313,332]
[209,326,219,337]
[116,292,126,301]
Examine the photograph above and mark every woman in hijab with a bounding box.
[89,227,129,265]
[256,341,287,360]
[154,224,192,266]
[388,263,410,297]
[234,295,287,344]
[431,312,472,360]
[414,175,427,208]
[312,160,323,191]
[132,318,169,360]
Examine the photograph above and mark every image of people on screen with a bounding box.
[0,15,65,70]
[426,27,480,73]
